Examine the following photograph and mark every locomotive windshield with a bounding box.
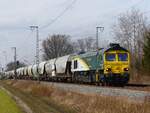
[105,53,116,61]
[118,53,128,61]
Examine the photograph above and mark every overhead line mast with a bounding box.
[12,47,17,78]
[96,27,104,49]
[30,26,40,83]
[30,26,39,65]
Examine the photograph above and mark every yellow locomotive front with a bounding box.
[103,44,130,85]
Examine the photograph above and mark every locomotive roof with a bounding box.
[105,44,128,52]
[77,49,104,58]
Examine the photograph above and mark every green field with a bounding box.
[0,89,23,113]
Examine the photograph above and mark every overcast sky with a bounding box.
[0,0,150,68]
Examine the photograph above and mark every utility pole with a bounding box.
[96,27,104,49]
[30,25,40,82]
[12,47,17,79]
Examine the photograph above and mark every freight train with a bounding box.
[4,43,130,86]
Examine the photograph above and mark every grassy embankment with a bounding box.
[0,80,76,113]
[0,88,23,113]
[1,80,150,113]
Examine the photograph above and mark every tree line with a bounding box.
[42,35,99,60]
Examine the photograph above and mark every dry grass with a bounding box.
[3,80,150,113]
[51,91,150,113]
[129,69,150,84]
[1,80,75,113]
[124,71,150,92]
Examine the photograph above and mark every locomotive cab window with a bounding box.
[74,60,78,69]
[105,53,116,61]
[118,53,128,61]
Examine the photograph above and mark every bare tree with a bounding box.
[85,37,96,51]
[77,39,85,52]
[42,34,74,60]
[6,61,26,71]
[75,37,96,52]
[112,9,148,67]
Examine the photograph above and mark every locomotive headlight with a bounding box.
[124,68,129,71]
[106,68,111,72]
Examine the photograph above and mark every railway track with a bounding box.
[8,79,150,103]
[42,81,150,102]
[6,78,150,90]
[124,83,150,92]
[43,80,150,92]
[127,83,150,87]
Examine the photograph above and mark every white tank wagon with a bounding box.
[4,55,72,81]
[32,64,39,78]
[38,61,47,80]
[20,67,24,76]
[18,66,28,79]
[23,66,28,76]
[27,65,33,78]
[16,68,22,78]
[55,55,72,76]
[44,55,72,81]
[6,70,15,79]
[45,58,57,77]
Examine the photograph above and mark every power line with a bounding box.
[71,33,95,38]
[130,0,145,9]
[0,1,77,31]
[40,0,77,29]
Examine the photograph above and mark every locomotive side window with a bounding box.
[74,60,78,69]
[105,53,116,61]
[118,53,128,61]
